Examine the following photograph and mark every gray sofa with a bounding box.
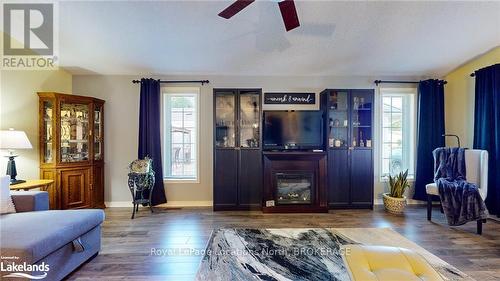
[0,191,104,280]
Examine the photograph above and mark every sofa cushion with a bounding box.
[0,175,16,214]
[0,209,104,263]
[11,191,49,212]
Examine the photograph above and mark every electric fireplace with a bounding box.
[275,173,313,205]
[263,151,327,213]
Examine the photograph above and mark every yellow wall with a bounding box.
[0,69,72,179]
[444,47,500,147]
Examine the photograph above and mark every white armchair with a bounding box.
[426,149,488,234]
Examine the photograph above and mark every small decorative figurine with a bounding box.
[335,139,342,147]
[367,140,372,147]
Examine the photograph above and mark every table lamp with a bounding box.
[0,129,33,185]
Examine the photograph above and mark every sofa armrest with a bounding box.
[11,191,49,212]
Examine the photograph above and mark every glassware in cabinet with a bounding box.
[239,92,260,148]
[351,92,373,148]
[42,100,53,163]
[215,93,236,148]
[94,104,103,160]
[60,102,90,162]
[328,91,349,148]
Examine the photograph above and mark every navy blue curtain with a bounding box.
[413,79,446,201]
[138,78,167,205]
[473,64,500,217]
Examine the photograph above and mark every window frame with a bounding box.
[379,87,417,181]
[161,87,200,183]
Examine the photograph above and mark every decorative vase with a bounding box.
[382,193,407,215]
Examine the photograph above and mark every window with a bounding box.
[163,88,199,181]
[380,88,416,179]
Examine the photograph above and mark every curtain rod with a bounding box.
[132,79,210,85]
[374,80,447,86]
[470,63,500,77]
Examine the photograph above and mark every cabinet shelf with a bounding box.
[63,139,88,143]
[61,118,89,123]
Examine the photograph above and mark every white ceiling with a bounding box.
[59,1,500,76]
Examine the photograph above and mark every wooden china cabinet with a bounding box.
[38,92,105,210]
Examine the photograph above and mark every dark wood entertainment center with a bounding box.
[213,88,374,212]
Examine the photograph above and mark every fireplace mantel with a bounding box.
[262,151,328,213]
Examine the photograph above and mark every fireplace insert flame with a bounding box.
[275,173,313,205]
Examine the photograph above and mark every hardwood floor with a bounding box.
[67,206,500,281]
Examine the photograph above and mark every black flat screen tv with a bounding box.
[263,111,324,150]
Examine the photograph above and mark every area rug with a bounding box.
[195,228,472,281]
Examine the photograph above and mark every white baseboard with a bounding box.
[105,201,213,208]
[160,201,213,207]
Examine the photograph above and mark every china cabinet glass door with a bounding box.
[94,104,103,160]
[239,91,260,148]
[328,91,349,148]
[60,102,90,162]
[42,100,54,163]
[351,92,373,148]
[215,93,236,148]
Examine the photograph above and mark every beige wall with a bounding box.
[3,46,498,206]
[73,75,424,206]
[0,69,73,179]
[444,47,500,147]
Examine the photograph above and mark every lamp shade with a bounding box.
[0,130,33,149]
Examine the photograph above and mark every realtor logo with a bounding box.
[1,256,50,280]
[3,3,53,55]
[2,2,58,69]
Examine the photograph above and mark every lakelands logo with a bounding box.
[1,2,58,69]
[1,260,50,279]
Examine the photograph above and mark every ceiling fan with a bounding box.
[218,0,300,32]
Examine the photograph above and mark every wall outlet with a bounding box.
[265,200,275,207]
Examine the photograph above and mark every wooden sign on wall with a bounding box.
[264,93,315,105]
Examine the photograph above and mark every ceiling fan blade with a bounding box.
[278,0,300,31]
[218,0,255,19]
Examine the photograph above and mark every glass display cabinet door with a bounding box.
[239,91,260,148]
[42,100,54,163]
[94,104,103,160]
[215,93,236,148]
[328,91,349,148]
[351,91,373,148]
[60,102,90,162]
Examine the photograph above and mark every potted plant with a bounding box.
[383,170,410,215]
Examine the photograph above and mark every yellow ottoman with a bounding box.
[342,245,443,281]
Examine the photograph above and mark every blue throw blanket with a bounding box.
[433,147,488,226]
